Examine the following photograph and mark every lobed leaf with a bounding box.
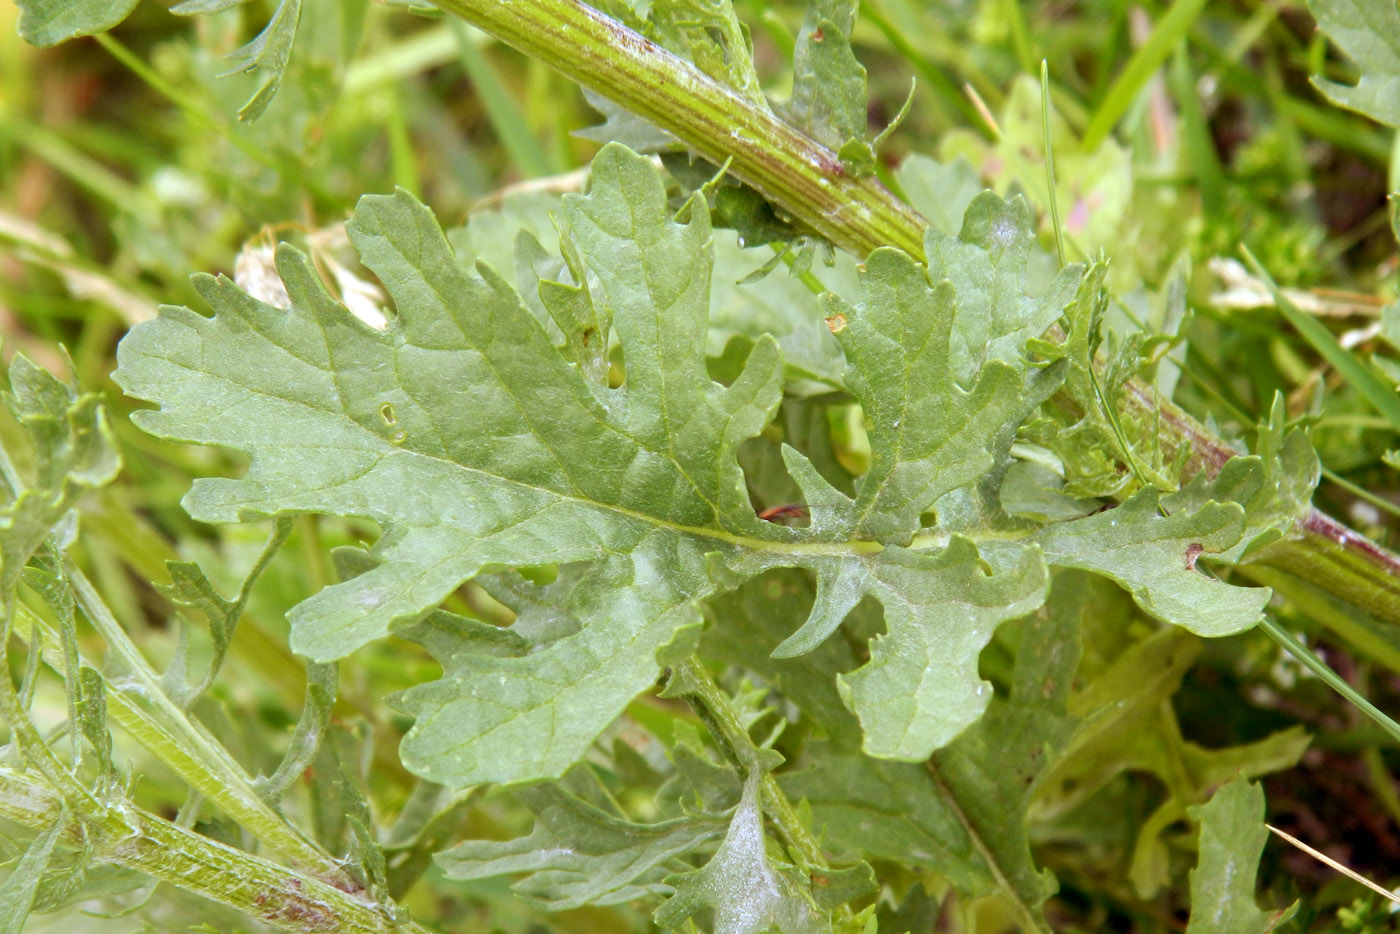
[440,781,725,910]
[15,0,138,46]
[0,815,65,934]
[0,356,121,598]
[784,572,1084,913]
[179,0,305,122]
[781,0,867,152]
[1308,0,1400,129]
[16,0,307,120]
[1185,778,1297,933]
[116,141,1273,788]
[653,775,826,934]
[1163,394,1319,561]
[1035,489,1269,637]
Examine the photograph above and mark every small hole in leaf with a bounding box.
[380,402,397,426]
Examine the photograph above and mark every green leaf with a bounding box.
[650,0,769,110]
[158,517,293,708]
[707,234,851,391]
[875,884,940,934]
[1035,623,1308,898]
[1185,778,1297,934]
[892,155,982,239]
[1036,261,1178,496]
[832,540,1048,759]
[253,659,336,804]
[654,775,826,934]
[74,666,115,787]
[0,356,121,598]
[1035,489,1269,637]
[173,0,304,121]
[780,0,868,151]
[329,724,391,898]
[438,781,725,909]
[15,0,139,46]
[116,140,1269,788]
[16,0,306,121]
[922,577,1084,912]
[22,550,115,782]
[941,76,1133,258]
[118,142,1065,783]
[1308,0,1400,129]
[796,247,1034,542]
[784,572,1084,920]
[577,89,682,152]
[116,144,785,785]
[700,568,864,743]
[1163,394,1319,561]
[0,814,65,934]
[924,191,1083,389]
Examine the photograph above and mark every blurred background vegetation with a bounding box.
[4,0,1400,930]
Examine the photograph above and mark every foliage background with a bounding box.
[3,0,1400,931]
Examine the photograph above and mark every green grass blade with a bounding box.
[1040,61,1066,268]
[1169,42,1225,214]
[1242,246,1400,434]
[1258,615,1400,746]
[451,21,556,179]
[1001,0,1035,73]
[1083,0,1209,149]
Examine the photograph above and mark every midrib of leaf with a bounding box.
[923,759,1052,934]
[146,320,890,558]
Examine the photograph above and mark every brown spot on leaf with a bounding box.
[1185,543,1205,571]
[825,313,847,333]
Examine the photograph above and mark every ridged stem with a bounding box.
[0,766,432,934]
[429,0,926,257]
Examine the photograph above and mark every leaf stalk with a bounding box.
[667,657,832,875]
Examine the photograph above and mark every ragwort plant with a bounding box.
[5,0,1400,930]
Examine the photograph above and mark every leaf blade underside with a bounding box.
[116,142,1268,786]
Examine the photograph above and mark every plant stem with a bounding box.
[432,0,1400,629]
[428,0,926,259]
[62,563,339,877]
[1240,563,1400,674]
[666,657,830,874]
[0,766,432,934]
